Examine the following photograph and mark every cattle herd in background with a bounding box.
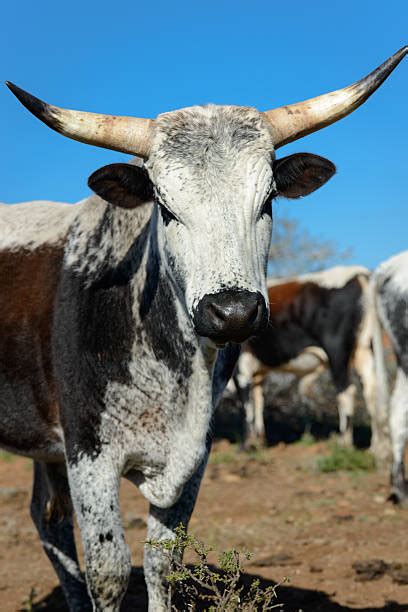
[233,266,383,451]
[232,258,408,505]
[0,47,406,612]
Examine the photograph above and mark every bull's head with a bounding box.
[7,47,406,345]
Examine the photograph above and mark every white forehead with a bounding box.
[145,104,275,199]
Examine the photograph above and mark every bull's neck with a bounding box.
[67,198,153,282]
[67,197,218,379]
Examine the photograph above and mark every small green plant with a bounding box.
[209,445,269,466]
[209,449,237,465]
[146,525,283,611]
[295,432,316,447]
[0,450,17,463]
[245,447,269,464]
[316,443,376,473]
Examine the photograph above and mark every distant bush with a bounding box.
[316,443,376,473]
[146,525,283,611]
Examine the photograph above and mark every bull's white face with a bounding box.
[88,105,335,344]
[146,105,274,335]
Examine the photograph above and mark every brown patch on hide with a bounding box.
[0,245,64,428]
[267,281,303,316]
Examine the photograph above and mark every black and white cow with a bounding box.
[374,251,408,503]
[1,47,406,611]
[234,265,390,462]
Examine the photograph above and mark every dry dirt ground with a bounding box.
[1,440,408,612]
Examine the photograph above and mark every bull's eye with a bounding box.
[158,202,178,226]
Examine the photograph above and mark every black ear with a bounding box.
[273,153,336,199]
[88,163,154,209]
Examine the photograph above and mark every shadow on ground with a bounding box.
[32,566,406,611]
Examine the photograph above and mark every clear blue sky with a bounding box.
[1,0,406,270]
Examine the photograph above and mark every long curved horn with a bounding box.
[264,46,407,148]
[6,82,154,158]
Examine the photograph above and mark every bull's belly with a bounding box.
[0,374,64,462]
[250,335,315,369]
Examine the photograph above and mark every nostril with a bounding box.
[206,302,227,323]
[247,300,260,326]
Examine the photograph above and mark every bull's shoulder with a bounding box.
[0,199,84,251]
[297,265,369,289]
[375,250,408,295]
[0,200,84,326]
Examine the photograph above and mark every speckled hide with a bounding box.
[374,251,408,504]
[0,106,281,612]
[0,192,239,610]
[0,103,340,610]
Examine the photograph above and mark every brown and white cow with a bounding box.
[235,266,390,462]
[1,47,406,610]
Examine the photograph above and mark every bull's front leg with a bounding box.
[143,447,210,611]
[67,450,131,612]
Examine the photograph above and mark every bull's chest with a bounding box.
[100,353,214,508]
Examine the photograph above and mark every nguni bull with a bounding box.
[1,47,406,611]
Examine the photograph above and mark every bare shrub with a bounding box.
[146,525,284,611]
